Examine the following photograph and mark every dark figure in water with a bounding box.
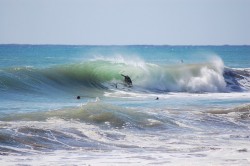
[121,74,132,87]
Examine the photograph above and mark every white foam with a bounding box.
[105,90,250,101]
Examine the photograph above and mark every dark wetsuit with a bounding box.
[121,74,132,86]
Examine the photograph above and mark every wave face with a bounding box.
[1,57,250,95]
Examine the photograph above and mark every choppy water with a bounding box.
[0,45,250,165]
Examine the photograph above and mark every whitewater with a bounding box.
[0,45,250,165]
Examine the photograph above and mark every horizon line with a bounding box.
[1,43,250,47]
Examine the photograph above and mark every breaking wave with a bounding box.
[0,56,249,95]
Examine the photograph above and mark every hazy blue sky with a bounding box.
[1,0,250,45]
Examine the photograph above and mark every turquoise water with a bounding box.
[0,45,250,165]
[1,45,250,68]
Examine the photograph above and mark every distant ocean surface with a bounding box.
[0,45,250,165]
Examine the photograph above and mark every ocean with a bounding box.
[0,45,250,165]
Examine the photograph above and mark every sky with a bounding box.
[0,0,250,45]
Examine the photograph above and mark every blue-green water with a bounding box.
[1,45,250,68]
[0,45,250,165]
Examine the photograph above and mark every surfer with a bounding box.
[121,74,132,87]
